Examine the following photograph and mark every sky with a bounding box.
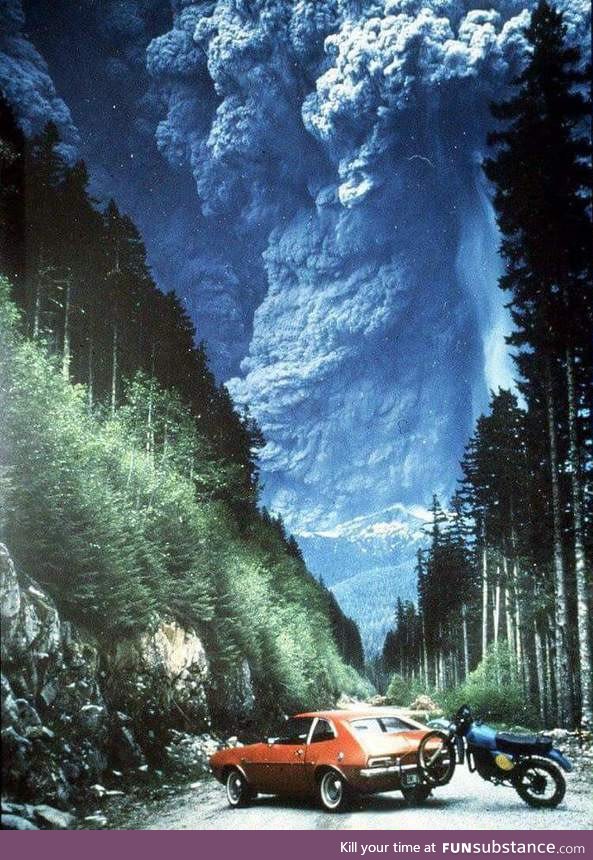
[2,0,590,652]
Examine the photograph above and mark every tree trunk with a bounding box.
[509,525,525,690]
[422,617,429,688]
[111,322,118,417]
[544,359,573,727]
[545,626,556,724]
[62,279,71,380]
[493,572,501,648]
[565,347,592,728]
[503,556,515,676]
[461,603,470,678]
[452,653,459,688]
[534,620,546,725]
[33,281,41,338]
[521,626,532,701]
[512,558,525,689]
[482,539,489,659]
[87,333,94,412]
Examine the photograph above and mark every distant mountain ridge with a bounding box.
[297,503,428,654]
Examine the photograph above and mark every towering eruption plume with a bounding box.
[146,0,542,528]
[2,0,589,648]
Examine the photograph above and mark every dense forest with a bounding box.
[383,3,592,730]
[0,93,367,719]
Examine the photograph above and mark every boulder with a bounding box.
[15,698,42,728]
[409,694,440,712]
[112,725,146,769]
[0,544,21,639]
[33,804,76,830]
[1,813,39,830]
[1,675,19,727]
[1,801,35,818]
[164,730,218,777]
[549,728,570,741]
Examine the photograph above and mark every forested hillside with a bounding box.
[0,94,366,720]
[383,3,592,729]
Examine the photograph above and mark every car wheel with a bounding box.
[318,768,351,812]
[401,784,432,804]
[225,768,254,808]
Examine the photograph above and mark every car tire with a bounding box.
[317,768,351,812]
[401,784,432,804]
[225,768,254,808]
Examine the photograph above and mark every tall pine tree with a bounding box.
[484,1,592,727]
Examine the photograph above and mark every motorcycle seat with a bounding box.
[496,732,553,755]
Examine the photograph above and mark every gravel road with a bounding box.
[107,765,592,831]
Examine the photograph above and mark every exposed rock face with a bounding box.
[105,620,211,740]
[0,544,255,824]
[1,544,108,807]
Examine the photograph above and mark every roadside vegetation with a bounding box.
[0,94,369,718]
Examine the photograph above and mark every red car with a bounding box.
[209,708,434,811]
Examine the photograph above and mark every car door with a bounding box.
[259,717,313,794]
[304,718,339,790]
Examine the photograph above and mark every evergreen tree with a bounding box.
[484,0,592,727]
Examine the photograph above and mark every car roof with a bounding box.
[293,708,421,723]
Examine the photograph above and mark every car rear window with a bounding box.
[380,716,414,733]
[350,716,412,734]
[350,718,384,734]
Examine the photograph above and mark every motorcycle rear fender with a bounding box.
[547,748,573,772]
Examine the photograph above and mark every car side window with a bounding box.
[274,717,314,744]
[310,719,335,743]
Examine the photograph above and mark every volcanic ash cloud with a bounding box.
[147,0,589,530]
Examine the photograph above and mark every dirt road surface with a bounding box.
[107,765,591,831]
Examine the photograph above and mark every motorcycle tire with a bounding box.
[513,757,566,809]
[417,730,457,787]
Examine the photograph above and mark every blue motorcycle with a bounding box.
[417,704,572,808]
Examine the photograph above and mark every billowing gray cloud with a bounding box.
[3,0,589,646]
[146,0,588,541]
[0,0,78,158]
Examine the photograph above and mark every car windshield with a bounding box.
[350,716,412,734]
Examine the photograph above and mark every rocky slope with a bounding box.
[0,544,254,828]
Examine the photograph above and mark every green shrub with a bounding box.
[385,673,425,706]
[438,643,539,727]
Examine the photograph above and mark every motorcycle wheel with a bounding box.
[513,757,566,808]
[417,731,457,787]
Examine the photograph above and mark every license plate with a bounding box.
[402,772,419,787]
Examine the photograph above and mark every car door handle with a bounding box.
[295,748,304,757]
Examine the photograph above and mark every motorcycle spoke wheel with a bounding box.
[418,731,456,787]
[514,758,566,809]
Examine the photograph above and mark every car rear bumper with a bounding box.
[349,761,422,793]
[359,761,417,779]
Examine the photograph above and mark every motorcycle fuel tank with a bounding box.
[467,723,497,749]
